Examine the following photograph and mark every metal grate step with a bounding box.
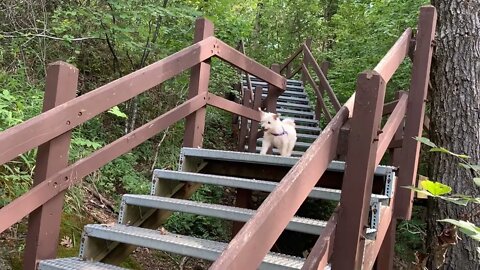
[38,258,127,270]
[281,117,319,127]
[245,78,304,89]
[151,170,390,203]
[121,195,326,235]
[245,75,303,84]
[276,102,312,111]
[256,139,312,151]
[259,88,308,98]
[250,147,304,157]
[81,224,305,270]
[180,148,396,177]
[276,109,315,119]
[261,94,309,105]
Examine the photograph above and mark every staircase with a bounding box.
[243,76,322,157]
[38,77,396,270]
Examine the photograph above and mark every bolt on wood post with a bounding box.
[183,18,214,148]
[23,62,78,269]
[394,6,437,220]
[332,71,386,270]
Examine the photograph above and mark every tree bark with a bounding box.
[428,1,480,269]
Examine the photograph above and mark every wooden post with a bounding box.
[265,64,281,113]
[394,6,437,220]
[237,89,252,151]
[248,86,263,151]
[183,18,214,148]
[301,38,312,83]
[23,62,78,269]
[332,71,386,270]
[316,61,330,120]
[232,86,261,236]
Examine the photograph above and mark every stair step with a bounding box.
[82,224,305,269]
[38,258,126,270]
[276,102,312,111]
[151,170,389,203]
[252,147,304,157]
[121,195,326,235]
[295,133,318,142]
[261,94,309,105]
[245,78,304,89]
[283,117,318,127]
[259,88,308,98]
[180,148,396,177]
[250,124,321,135]
[256,139,312,151]
[276,108,315,119]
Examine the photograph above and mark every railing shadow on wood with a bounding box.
[0,18,287,268]
[210,5,436,270]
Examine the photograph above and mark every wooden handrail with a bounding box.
[0,93,207,234]
[279,45,304,72]
[210,104,353,270]
[302,64,332,122]
[215,39,286,90]
[302,208,339,269]
[303,45,342,111]
[0,37,217,166]
[0,36,287,167]
[376,93,408,165]
[373,28,412,83]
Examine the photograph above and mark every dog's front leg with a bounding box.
[260,138,271,155]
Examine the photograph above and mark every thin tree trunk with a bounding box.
[427,1,480,269]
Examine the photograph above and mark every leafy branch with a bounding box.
[404,137,480,247]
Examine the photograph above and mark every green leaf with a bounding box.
[420,180,452,196]
[430,147,470,159]
[403,185,437,198]
[439,219,480,242]
[474,178,480,187]
[108,106,128,119]
[415,136,437,148]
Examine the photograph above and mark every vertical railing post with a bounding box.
[248,86,263,151]
[394,6,437,219]
[233,88,253,236]
[183,18,214,148]
[301,38,312,83]
[332,71,386,270]
[23,62,78,269]
[237,89,252,151]
[265,64,281,113]
[316,61,330,120]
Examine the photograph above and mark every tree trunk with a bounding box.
[428,1,480,269]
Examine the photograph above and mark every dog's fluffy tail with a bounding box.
[282,118,295,127]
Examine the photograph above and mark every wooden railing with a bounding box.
[278,38,341,122]
[210,5,436,270]
[0,18,287,269]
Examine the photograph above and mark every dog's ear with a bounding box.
[273,114,279,120]
[258,107,262,112]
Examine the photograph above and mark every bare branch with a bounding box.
[0,33,100,42]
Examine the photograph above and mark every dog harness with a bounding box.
[270,127,288,136]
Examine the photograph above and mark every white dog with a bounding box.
[259,109,297,157]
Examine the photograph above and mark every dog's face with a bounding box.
[259,110,280,132]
